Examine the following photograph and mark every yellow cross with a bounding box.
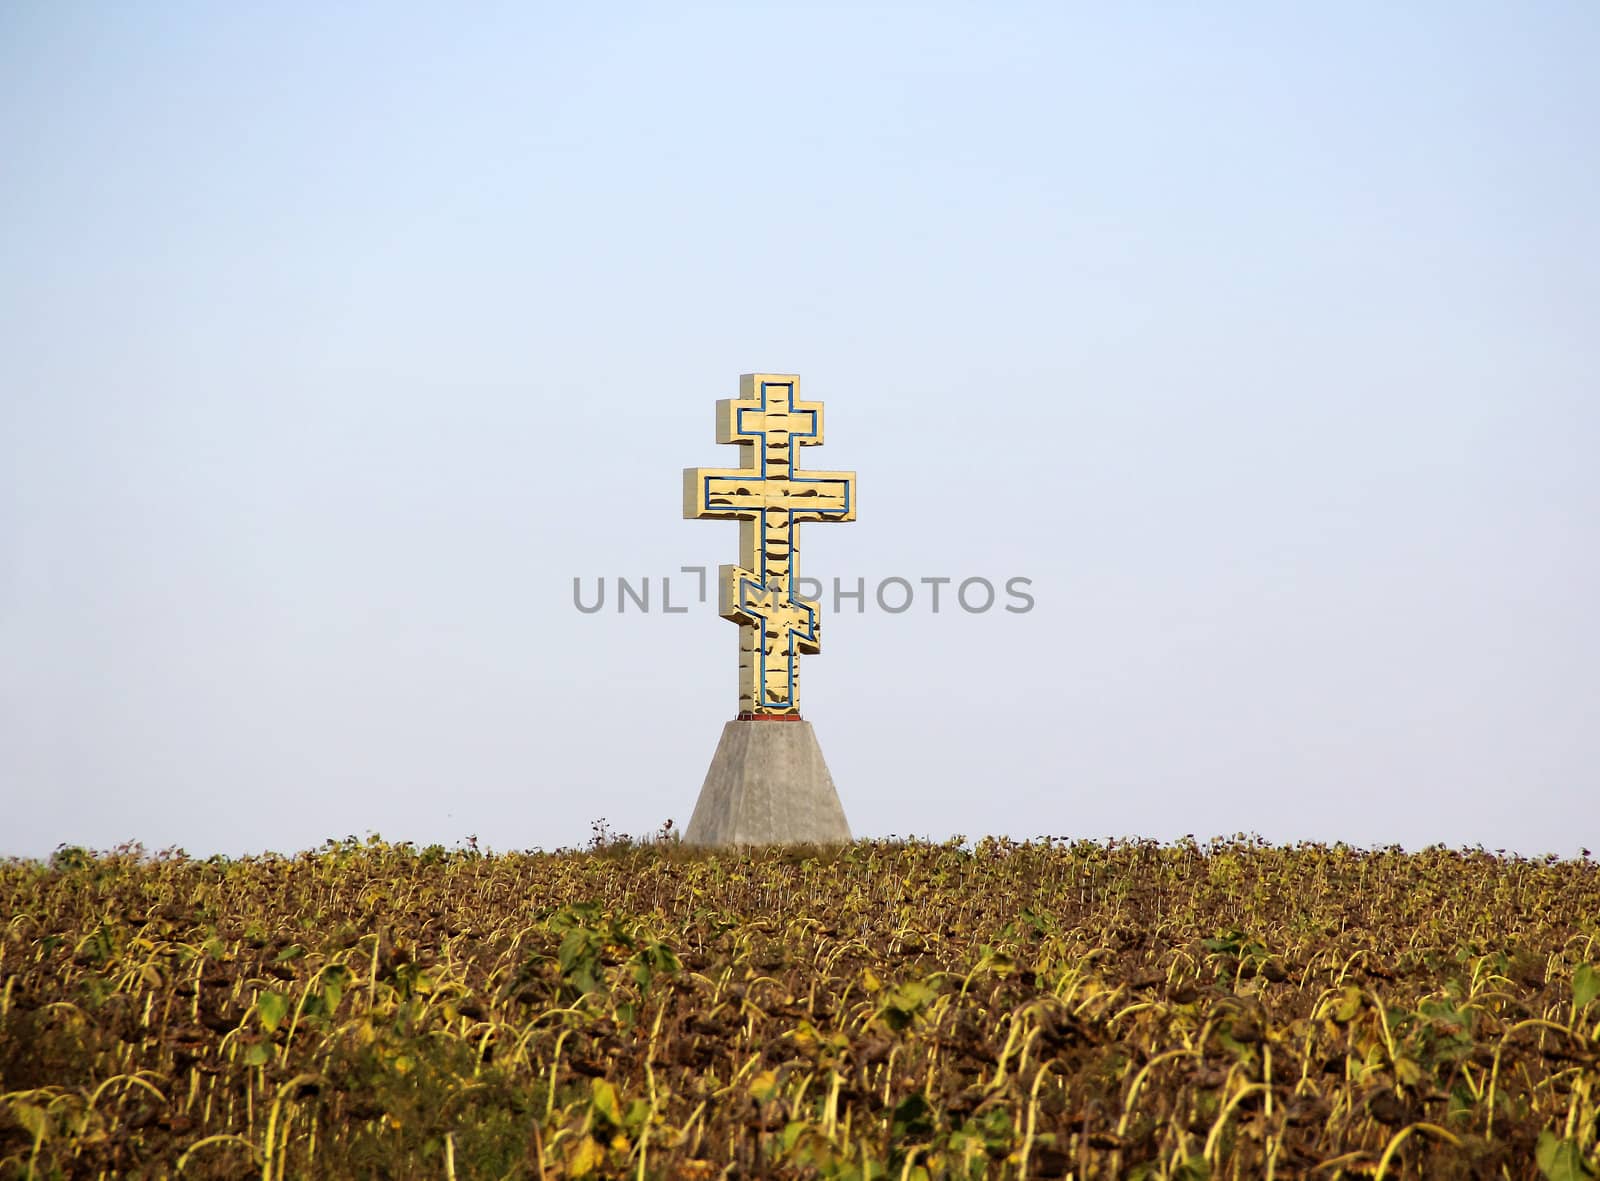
[683,374,857,716]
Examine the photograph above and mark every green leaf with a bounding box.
[550,901,602,935]
[558,926,606,995]
[275,943,306,963]
[623,1098,651,1133]
[243,1042,271,1066]
[628,941,682,998]
[1394,1055,1425,1087]
[558,928,592,974]
[1536,1130,1596,1181]
[977,1106,1011,1143]
[256,990,289,1033]
[880,979,938,1030]
[590,1078,623,1128]
[643,941,681,975]
[890,1092,933,1140]
[1573,963,1600,1011]
[321,971,346,1015]
[1202,928,1246,956]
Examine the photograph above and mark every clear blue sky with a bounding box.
[2,2,1595,858]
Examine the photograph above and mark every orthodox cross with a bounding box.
[683,374,857,716]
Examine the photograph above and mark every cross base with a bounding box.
[683,718,851,846]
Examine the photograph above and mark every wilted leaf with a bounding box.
[1332,986,1363,1023]
[1394,1056,1425,1087]
[8,832,1600,1181]
[12,1102,47,1142]
[749,1070,779,1104]
[567,1136,606,1178]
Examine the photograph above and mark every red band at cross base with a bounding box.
[735,712,804,721]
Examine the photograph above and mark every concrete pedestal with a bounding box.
[684,719,851,846]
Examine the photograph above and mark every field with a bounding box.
[2,836,1598,1180]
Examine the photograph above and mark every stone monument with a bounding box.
[681,374,857,845]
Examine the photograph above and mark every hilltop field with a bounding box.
[2,837,1597,1179]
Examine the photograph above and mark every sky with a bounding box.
[2,2,1596,859]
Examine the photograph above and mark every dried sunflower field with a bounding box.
[2,836,1598,1179]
